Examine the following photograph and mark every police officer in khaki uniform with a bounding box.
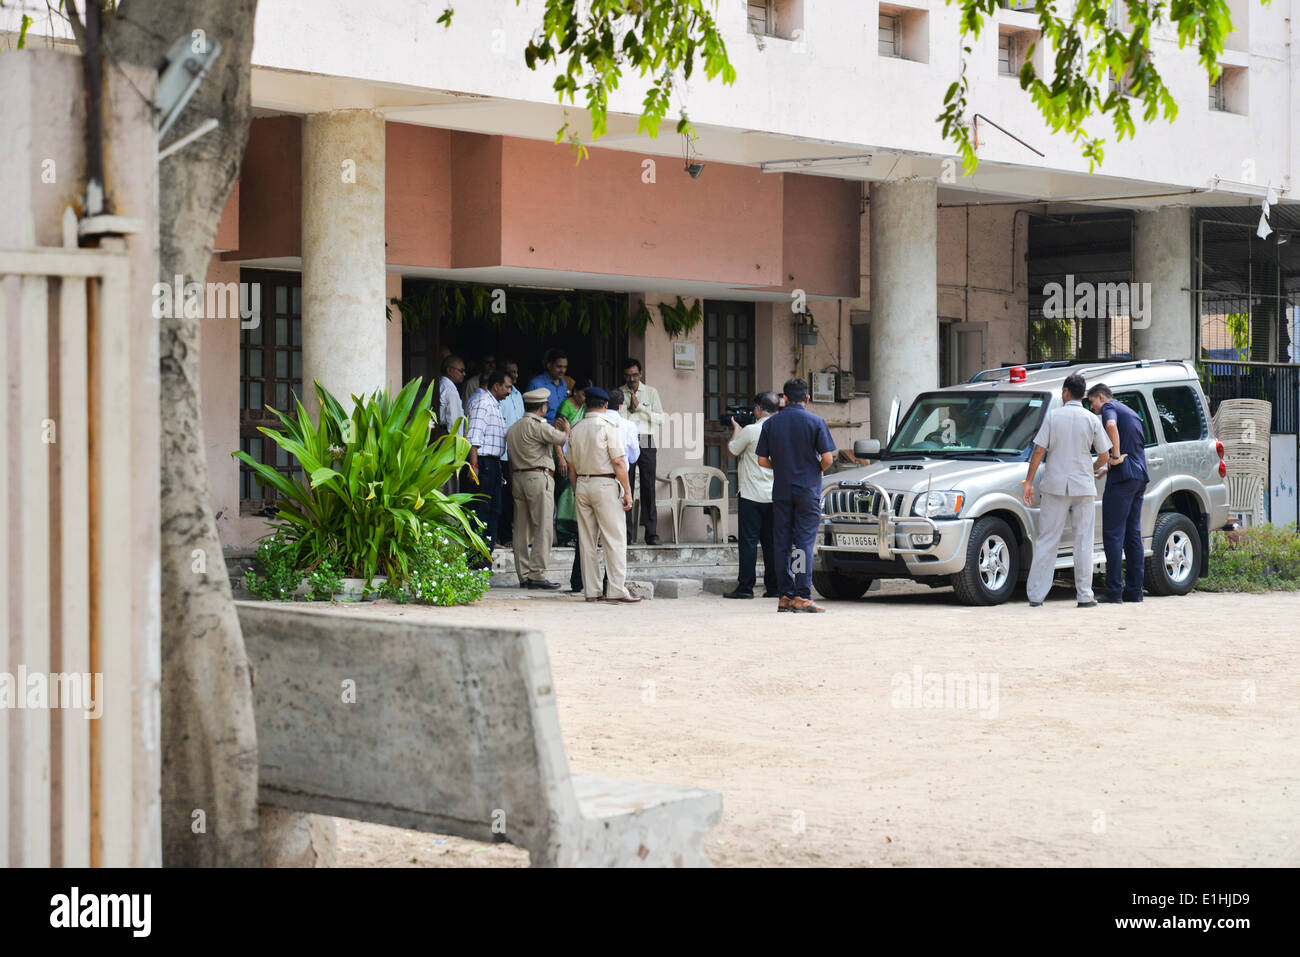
[505,388,570,589]
[566,387,641,604]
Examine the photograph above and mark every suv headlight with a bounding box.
[911,490,965,519]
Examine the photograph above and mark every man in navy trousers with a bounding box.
[1087,383,1150,603]
[756,378,837,613]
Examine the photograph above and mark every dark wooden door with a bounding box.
[702,300,756,502]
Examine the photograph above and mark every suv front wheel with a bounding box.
[951,516,1020,606]
[1145,512,1200,597]
[812,569,873,600]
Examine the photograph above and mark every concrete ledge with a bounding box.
[702,578,737,596]
[656,578,702,599]
[626,580,654,600]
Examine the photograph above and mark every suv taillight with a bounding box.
[1216,440,1224,458]
[1219,460,1228,477]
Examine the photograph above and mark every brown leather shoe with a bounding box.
[789,597,826,613]
[606,595,642,604]
[777,596,794,612]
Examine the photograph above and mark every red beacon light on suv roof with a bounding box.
[1009,366,1028,383]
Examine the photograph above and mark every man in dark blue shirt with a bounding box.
[756,378,837,612]
[1087,383,1150,603]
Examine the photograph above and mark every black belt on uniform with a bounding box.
[578,473,616,479]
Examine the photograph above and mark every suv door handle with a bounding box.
[1147,456,1164,465]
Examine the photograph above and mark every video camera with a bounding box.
[719,404,756,429]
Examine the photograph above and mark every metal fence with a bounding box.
[1199,360,1299,435]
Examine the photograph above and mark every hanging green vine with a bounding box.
[656,296,703,339]
[387,283,650,338]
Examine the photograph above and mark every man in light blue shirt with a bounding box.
[497,359,525,546]
[525,349,569,425]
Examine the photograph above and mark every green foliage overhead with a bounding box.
[942,0,1251,173]
[440,1,735,156]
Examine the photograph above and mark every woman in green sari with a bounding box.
[557,381,589,427]
[554,380,591,545]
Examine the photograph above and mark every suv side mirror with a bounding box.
[854,439,882,459]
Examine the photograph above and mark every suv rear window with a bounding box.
[1153,386,1208,443]
[1113,391,1156,446]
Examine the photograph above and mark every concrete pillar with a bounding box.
[869,178,938,440]
[1131,206,1194,359]
[301,110,387,415]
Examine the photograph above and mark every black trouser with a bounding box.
[737,496,777,595]
[465,455,502,550]
[570,536,608,595]
[498,464,514,544]
[626,443,658,541]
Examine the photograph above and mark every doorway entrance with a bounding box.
[399,280,629,393]
[940,318,988,386]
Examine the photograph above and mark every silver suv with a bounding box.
[814,359,1233,605]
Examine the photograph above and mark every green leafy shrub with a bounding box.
[378,522,491,606]
[234,378,490,603]
[244,528,304,601]
[1198,523,1300,593]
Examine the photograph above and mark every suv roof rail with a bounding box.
[968,358,1191,384]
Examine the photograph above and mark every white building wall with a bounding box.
[246,0,1297,193]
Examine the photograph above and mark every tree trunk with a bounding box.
[107,0,261,866]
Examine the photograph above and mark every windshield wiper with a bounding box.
[932,449,1020,458]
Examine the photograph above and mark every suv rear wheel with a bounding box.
[812,569,872,600]
[1145,512,1200,596]
[951,516,1020,606]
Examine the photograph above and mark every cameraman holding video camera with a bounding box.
[723,391,781,600]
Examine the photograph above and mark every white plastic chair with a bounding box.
[666,466,730,544]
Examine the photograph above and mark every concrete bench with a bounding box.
[235,602,721,866]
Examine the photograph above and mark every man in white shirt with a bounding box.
[618,357,666,544]
[724,392,780,599]
[1022,373,1118,608]
[567,388,640,593]
[437,354,467,437]
[497,359,525,547]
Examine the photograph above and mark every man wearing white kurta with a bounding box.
[1022,373,1116,608]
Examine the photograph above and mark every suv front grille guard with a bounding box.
[821,481,938,559]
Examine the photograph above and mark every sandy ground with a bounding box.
[327,580,1300,867]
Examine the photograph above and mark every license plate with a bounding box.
[835,533,878,549]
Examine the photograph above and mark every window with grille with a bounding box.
[1209,75,1226,111]
[998,33,1016,76]
[878,13,901,57]
[1197,215,1299,364]
[703,301,755,503]
[1026,212,1135,362]
[239,270,303,513]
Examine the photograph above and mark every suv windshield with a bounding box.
[886,391,1050,458]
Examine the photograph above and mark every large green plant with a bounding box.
[233,378,488,585]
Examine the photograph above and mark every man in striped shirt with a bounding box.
[465,370,512,553]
